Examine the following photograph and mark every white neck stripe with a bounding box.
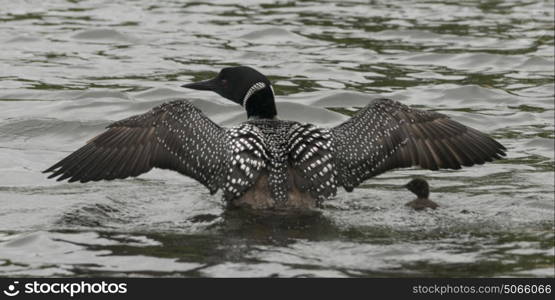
[242,82,268,108]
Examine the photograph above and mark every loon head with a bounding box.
[182,66,277,119]
[405,178,429,198]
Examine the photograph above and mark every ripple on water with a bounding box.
[239,27,314,45]
[72,29,141,44]
[0,231,201,276]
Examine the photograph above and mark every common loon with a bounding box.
[404,178,438,210]
[44,66,506,210]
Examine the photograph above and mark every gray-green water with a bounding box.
[0,0,553,277]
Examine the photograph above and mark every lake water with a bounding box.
[0,0,553,277]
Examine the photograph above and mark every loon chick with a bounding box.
[404,178,438,210]
[43,66,506,211]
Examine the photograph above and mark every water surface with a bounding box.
[0,0,553,277]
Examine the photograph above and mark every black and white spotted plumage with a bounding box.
[45,66,507,210]
[44,100,229,194]
[224,123,268,200]
[288,124,335,200]
[44,97,506,207]
[225,119,332,204]
[331,98,506,191]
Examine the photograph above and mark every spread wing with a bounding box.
[43,100,229,193]
[331,98,506,191]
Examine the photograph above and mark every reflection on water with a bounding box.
[0,0,553,277]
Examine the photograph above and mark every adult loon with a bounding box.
[404,178,438,210]
[44,66,506,210]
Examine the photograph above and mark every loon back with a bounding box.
[224,119,334,209]
[44,66,506,211]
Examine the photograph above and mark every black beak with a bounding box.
[181,78,219,91]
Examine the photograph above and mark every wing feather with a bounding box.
[44,100,229,193]
[331,98,506,190]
